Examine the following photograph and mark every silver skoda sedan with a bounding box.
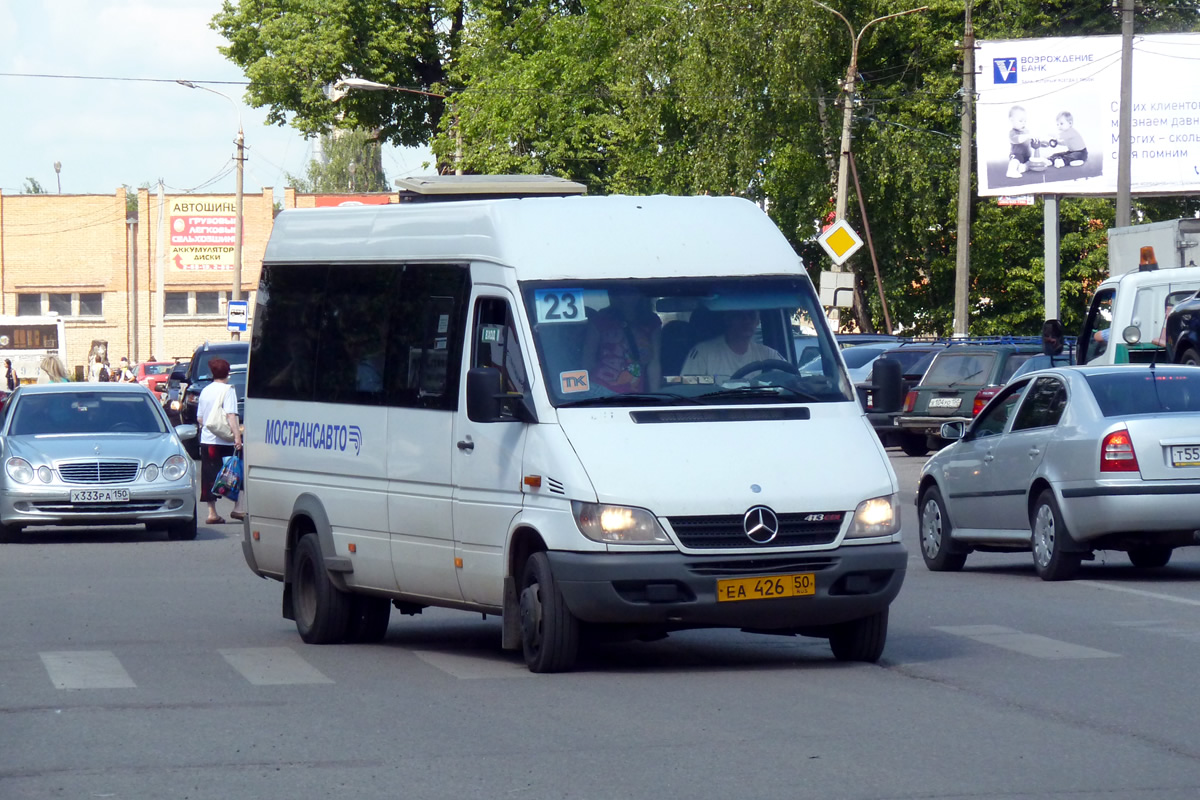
[0,383,199,541]
[916,365,1200,580]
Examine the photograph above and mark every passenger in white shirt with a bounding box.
[681,310,784,384]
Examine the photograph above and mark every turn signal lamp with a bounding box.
[1101,430,1140,472]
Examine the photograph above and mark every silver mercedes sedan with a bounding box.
[0,383,199,541]
[917,364,1200,580]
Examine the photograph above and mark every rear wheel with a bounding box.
[1181,347,1200,366]
[919,486,967,572]
[899,434,929,457]
[292,533,351,644]
[519,552,580,673]
[1128,546,1172,569]
[344,595,391,643]
[829,609,888,663]
[1031,490,1081,581]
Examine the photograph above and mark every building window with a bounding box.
[17,294,42,316]
[196,291,221,315]
[165,292,189,316]
[48,293,72,317]
[78,293,103,316]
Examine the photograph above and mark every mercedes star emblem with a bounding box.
[743,505,780,544]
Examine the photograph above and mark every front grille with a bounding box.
[668,513,843,549]
[31,500,167,513]
[58,461,140,484]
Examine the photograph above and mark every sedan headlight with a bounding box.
[143,464,160,482]
[162,455,189,481]
[571,501,670,544]
[6,457,34,484]
[846,493,901,539]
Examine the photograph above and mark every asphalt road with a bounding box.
[4,449,1200,799]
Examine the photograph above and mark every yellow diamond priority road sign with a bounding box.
[817,219,864,266]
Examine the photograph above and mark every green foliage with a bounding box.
[286,130,391,192]
[22,178,46,194]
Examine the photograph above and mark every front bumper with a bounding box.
[1,482,197,528]
[546,543,906,630]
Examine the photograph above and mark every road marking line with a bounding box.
[412,650,535,679]
[40,651,136,690]
[219,647,333,685]
[1076,580,1200,608]
[934,625,1119,659]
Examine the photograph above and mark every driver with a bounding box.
[681,309,784,384]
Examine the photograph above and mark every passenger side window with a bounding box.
[1011,377,1067,431]
[472,297,530,395]
[248,264,327,402]
[385,265,470,410]
[970,381,1026,438]
[313,266,394,406]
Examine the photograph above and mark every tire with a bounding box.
[1128,546,1172,569]
[899,435,929,457]
[829,609,888,663]
[519,552,580,673]
[166,511,198,541]
[0,521,16,544]
[1030,490,1081,581]
[184,437,200,460]
[344,595,391,643]
[1181,347,1200,367]
[292,533,352,644]
[918,486,967,572]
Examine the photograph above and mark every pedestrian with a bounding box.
[116,357,135,382]
[1010,319,1072,381]
[196,357,243,524]
[4,359,17,391]
[88,354,104,383]
[37,355,71,383]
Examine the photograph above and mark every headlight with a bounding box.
[36,466,53,483]
[6,457,34,484]
[571,501,670,544]
[169,400,181,411]
[162,455,189,481]
[846,493,900,539]
[143,464,160,482]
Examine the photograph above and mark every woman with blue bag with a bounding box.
[196,357,243,524]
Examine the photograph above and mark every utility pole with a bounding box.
[1115,0,1135,227]
[155,180,166,360]
[953,0,975,336]
[231,122,245,341]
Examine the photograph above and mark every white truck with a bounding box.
[1078,218,1200,365]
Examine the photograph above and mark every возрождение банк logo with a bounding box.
[994,58,1018,84]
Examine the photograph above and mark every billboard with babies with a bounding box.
[976,33,1200,197]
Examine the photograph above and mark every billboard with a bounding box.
[168,198,236,271]
[977,33,1200,197]
[312,194,394,207]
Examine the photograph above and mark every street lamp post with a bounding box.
[328,78,458,174]
[176,80,245,338]
[53,162,62,193]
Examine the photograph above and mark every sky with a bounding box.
[0,0,434,199]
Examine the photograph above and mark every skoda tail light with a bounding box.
[972,386,1001,417]
[1101,429,1140,472]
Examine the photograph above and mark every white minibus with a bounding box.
[240,192,906,672]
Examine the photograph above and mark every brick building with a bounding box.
[0,187,394,380]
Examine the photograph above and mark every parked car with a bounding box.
[163,360,191,421]
[134,360,175,400]
[180,341,250,458]
[858,342,952,454]
[916,364,1200,580]
[895,339,1042,452]
[0,383,199,541]
[1164,289,1200,365]
[835,333,901,349]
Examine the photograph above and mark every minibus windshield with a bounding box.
[521,277,853,407]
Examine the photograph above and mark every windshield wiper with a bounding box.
[558,392,702,407]
[949,369,985,388]
[699,386,821,403]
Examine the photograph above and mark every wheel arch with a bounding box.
[284,493,344,589]
[502,524,549,651]
[1027,477,1054,524]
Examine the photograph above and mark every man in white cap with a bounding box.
[116,357,136,383]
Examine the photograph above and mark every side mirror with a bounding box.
[175,423,199,441]
[940,421,965,441]
[466,368,533,423]
[1122,325,1142,345]
[870,357,903,413]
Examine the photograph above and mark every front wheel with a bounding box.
[829,609,888,663]
[899,435,929,457]
[519,552,580,673]
[1128,546,1172,569]
[1030,490,1081,581]
[919,486,967,572]
[292,533,352,644]
[1180,347,1200,366]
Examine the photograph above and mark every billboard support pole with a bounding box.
[1044,194,1061,321]
[953,0,974,336]
[1115,0,1134,227]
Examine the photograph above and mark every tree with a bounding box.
[22,178,47,194]
[285,129,391,192]
[211,0,462,151]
